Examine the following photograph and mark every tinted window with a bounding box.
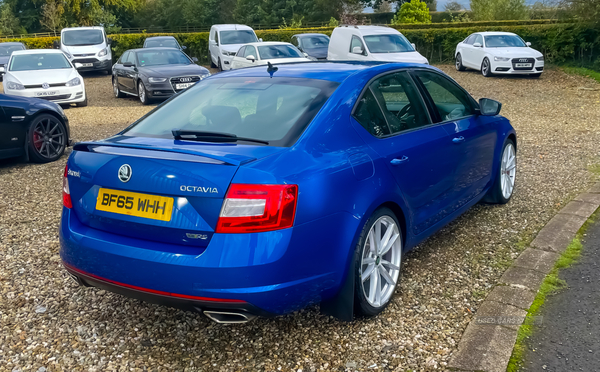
[118,51,129,64]
[220,30,258,45]
[291,36,299,47]
[135,50,191,67]
[413,71,474,122]
[124,77,339,146]
[244,46,257,58]
[363,34,415,53]
[350,36,366,55]
[145,39,179,48]
[124,52,136,65]
[62,30,104,46]
[257,45,303,59]
[354,89,389,137]
[9,53,71,71]
[300,35,329,48]
[0,44,24,56]
[369,71,430,133]
[215,31,219,44]
[484,34,526,48]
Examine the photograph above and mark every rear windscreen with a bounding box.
[123,77,339,146]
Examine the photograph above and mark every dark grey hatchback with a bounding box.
[112,47,210,105]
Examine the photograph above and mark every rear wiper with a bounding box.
[172,130,269,145]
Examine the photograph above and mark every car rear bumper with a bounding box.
[59,208,355,316]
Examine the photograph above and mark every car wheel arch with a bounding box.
[508,133,517,151]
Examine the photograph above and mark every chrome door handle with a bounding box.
[390,156,409,166]
[452,136,465,144]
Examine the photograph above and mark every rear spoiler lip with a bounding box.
[72,141,256,166]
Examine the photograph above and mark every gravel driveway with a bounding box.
[1,67,599,372]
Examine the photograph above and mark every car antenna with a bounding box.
[267,62,278,77]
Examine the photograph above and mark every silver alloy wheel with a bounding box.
[360,215,401,308]
[482,59,490,75]
[501,142,516,199]
[113,79,119,97]
[456,55,461,70]
[138,82,146,103]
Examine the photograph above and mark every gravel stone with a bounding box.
[1,67,599,371]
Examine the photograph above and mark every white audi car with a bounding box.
[455,32,544,78]
[2,49,87,106]
[230,42,310,70]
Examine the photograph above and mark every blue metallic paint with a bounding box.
[60,62,516,317]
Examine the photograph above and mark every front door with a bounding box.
[352,70,460,236]
[0,97,26,154]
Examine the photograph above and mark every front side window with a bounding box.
[350,36,366,55]
[363,34,415,53]
[62,30,104,46]
[9,53,71,71]
[257,45,303,59]
[123,77,339,146]
[219,30,258,45]
[473,34,484,46]
[135,50,191,67]
[413,70,475,122]
[236,46,246,57]
[244,46,257,58]
[484,34,526,48]
[464,34,476,45]
[0,44,25,56]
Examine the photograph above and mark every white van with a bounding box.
[54,26,112,74]
[327,25,428,64]
[209,24,260,71]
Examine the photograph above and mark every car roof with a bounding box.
[129,47,185,53]
[211,24,254,31]
[211,61,439,83]
[145,36,177,40]
[293,33,330,38]
[0,42,25,45]
[243,41,293,47]
[338,25,401,36]
[476,31,518,36]
[62,26,104,32]
[11,49,65,55]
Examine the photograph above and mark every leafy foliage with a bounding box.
[391,0,432,24]
[470,0,529,21]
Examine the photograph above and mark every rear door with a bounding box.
[352,70,460,236]
[412,69,496,208]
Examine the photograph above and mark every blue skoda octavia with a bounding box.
[60,62,516,323]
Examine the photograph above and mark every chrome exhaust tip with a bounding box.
[203,310,256,324]
[67,272,83,286]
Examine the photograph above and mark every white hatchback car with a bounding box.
[327,25,428,64]
[230,42,311,70]
[455,32,544,77]
[3,49,87,106]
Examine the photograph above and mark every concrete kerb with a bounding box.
[447,182,600,372]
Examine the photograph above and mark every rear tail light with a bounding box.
[63,164,72,209]
[216,184,298,234]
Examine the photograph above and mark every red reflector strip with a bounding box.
[63,262,245,303]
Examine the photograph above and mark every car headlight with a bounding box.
[536,56,544,61]
[6,81,25,90]
[65,77,81,87]
[224,51,236,56]
[148,77,167,83]
[199,73,211,80]
[98,48,108,57]
[494,56,510,62]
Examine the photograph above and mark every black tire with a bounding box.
[27,114,67,163]
[138,80,150,105]
[210,53,217,68]
[218,58,223,72]
[455,53,466,71]
[481,57,493,77]
[76,93,88,107]
[113,77,124,98]
[484,138,516,204]
[353,207,403,317]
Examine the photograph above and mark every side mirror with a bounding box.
[246,55,256,62]
[258,38,263,42]
[192,57,198,62]
[210,40,217,45]
[526,42,531,47]
[123,62,135,68]
[352,46,364,55]
[53,40,60,49]
[303,52,309,58]
[107,38,113,45]
[182,45,187,50]
[473,42,482,48]
[411,43,416,50]
[479,98,502,116]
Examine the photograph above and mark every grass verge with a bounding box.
[506,208,599,372]
[562,66,600,84]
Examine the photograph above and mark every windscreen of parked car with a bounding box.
[145,39,179,48]
[300,35,330,48]
[220,30,258,45]
[258,45,303,59]
[0,44,25,56]
[62,30,104,46]
[9,53,71,71]
[484,35,526,48]
[363,34,415,53]
[136,50,191,67]
[123,77,339,146]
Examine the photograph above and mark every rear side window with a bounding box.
[413,70,475,123]
[124,77,339,147]
[354,89,390,137]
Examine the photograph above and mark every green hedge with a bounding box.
[4,22,598,66]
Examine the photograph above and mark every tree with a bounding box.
[470,0,529,20]
[561,0,600,25]
[444,0,463,11]
[40,0,64,34]
[0,2,22,35]
[391,0,431,23]
[375,0,392,12]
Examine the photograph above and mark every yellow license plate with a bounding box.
[96,188,174,222]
